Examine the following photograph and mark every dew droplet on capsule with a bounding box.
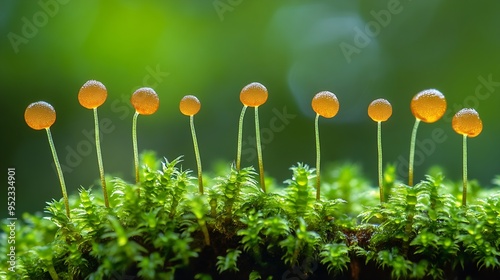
[25,101,56,130]
[180,95,201,116]
[452,108,483,137]
[410,89,446,123]
[240,82,268,107]
[78,80,107,109]
[368,98,392,122]
[311,91,339,118]
[131,87,159,115]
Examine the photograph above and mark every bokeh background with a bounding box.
[2,0,500,215]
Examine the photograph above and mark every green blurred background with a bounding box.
[2,0,500,215]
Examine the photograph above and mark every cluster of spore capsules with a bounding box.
[25,81,483,217]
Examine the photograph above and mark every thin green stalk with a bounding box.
[47,264,59,280]
[46,128,70,218]
[190,115,204,194]
[236,105,247,170]
[255,106,266,192]
[199,219,211,246]
[132,112,140,185]
[408,118,421,186]
[94,108,109,207]
[462,134,468,206]
[377,121,384,203]
[314,114,321,200]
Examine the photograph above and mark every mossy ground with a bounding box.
[1,152,500,280]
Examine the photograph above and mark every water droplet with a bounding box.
[78,80,107,109]
[311,91,339,118]
[410,89,446,123]
[25,101,56,130]
[131,87,159,115]
[452,108,482,137]
[368,98,392,122]
[240,82,268,107]
[179,95,201,116]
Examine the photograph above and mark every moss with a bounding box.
[2,153,500,280]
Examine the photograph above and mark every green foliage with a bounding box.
[322,162,378,226]
[238,210,265,253]
[460,193,500,270]
[319,242,350,274]
[210,166,259,222]
[279,217,320,267]
[283,163,316,219]
[216,249,241,273]
[358,172,500,279]
[2,155,500,279]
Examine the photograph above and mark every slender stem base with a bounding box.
[132,112,140,187]
[236,106,247,170]
[190,115,204,194]
[377,121,384,203]
[46,128,70,218]
[462,134,468,206]
[94,108,109,207]
[255,106,266,192]
[408,118,421,186]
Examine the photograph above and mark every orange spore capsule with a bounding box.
[410,89,446,123]
[452,108,483,137]
[180,95,201,116]
[368,98,392,122]
[78,80,107,109]
[240,82,268,107]
[311,91,339,118]
[131,87,159,115]
[25,101,56,130]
